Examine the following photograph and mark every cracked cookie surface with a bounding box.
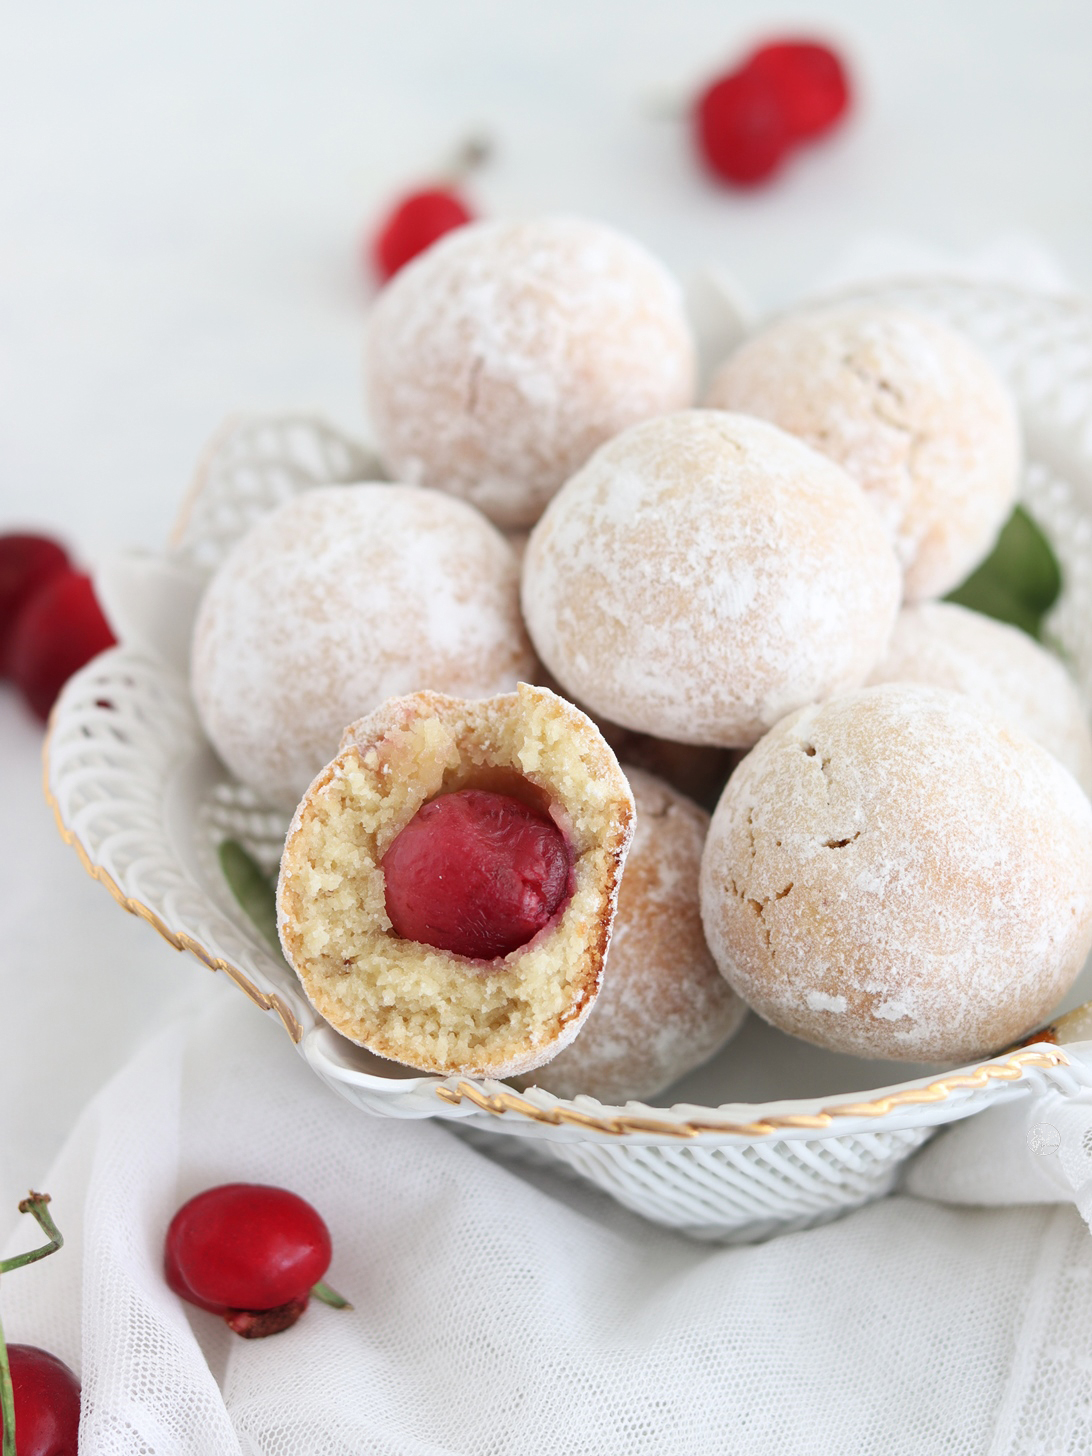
[699,682,1092,1061]
[705,304,1020,599]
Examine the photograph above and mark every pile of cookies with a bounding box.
[190,215,1092,1103]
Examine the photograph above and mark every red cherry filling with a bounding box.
[372,187,474,282]
[382,788,573,961]
[164,1183,333,1338]
[4,1344,81,1456]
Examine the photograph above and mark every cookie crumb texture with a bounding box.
[700,683,1092,1062]
[277,684,634,1078]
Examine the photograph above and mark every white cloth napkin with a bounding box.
[3,986,1092,1456]
[906,1046,1092,1223]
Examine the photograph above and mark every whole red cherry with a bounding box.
[165,1183,345,1339]
[0,535,70,674]
[7,569,116,721]
[694,65,795,185]
[381,788,574,961]
[2,1344,81,1456]
[693,36,851,187]
[747,40,851,140]
[372,187,474,282]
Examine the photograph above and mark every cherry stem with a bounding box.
[442,133,493,184]
[640,86,691,121]
[0,1193,65,1456]
[0,1194,64,1276]
[0,1303,14,1456]
[311,1279,352,1310]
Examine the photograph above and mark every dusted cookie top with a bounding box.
[705,305,1021,600]
[868,600,1092,794]
[364,216,696,529]
[522,766,746,1105]
[700,683,1092,1063]
[522,410,901,747]
[191,484,535,809]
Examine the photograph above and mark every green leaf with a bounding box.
[945,504,1062,640]
[218,839,281,954]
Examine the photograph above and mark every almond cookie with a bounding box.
[191,484,535,809]
[365,216,696,529]
[706,305,1021,600]
[522,410,901,747]
[700,683,1092,1062]
[277,684,634,1078]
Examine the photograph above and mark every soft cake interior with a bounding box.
[277,685,632,1077]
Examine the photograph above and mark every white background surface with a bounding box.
[4,3,1092,1450]
[5,0,1092,556]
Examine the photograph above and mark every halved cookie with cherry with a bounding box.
[276,684,635,1079]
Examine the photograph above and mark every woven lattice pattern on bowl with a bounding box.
[551,1126,935,1241]
[46,649,310,1041]
[169,413,383,576]
[42,281,1092,1241]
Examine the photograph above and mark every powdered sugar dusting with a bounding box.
[700,682,1092,1062]
[522,411,902,747]
[706,304,1021,600]
[365,217,696,529]
[523,766,745,1103]
[806,991,847,1014]
[191,484,536,809]
[868,600,1092,793]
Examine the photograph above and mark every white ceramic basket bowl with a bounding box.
[45,278,1092,1244]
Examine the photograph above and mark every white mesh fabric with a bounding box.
[2,987,1091,1456]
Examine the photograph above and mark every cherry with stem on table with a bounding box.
[0,1193,80,1456]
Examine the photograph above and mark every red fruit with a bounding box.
[0,535,70,674]
[694,66,795,185]
[3,1344,81,1456]
[7,570,116,721]
[372,187,474,282]
[747,40,850,140]
[165,1183,332,1338]
[382,788,573,961]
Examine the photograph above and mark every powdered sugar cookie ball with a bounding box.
[705,305,1021,600]
[700,684,1092,1063]
[191,484,535,809]
[868,601,1092,793]
[520,767,746,1104]
[522,410,901,747]
[365,216,696,529]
